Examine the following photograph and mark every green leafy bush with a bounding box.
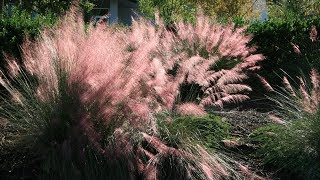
[267,0,320,20]
[138,0,197,23]
[0,6,56,70]
[138,0,260,24]
[8,0,95,15]
[247,17,320,92]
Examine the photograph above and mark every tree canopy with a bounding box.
[267,0,320,19]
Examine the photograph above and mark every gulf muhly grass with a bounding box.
[0,5,264,179]
[251,27,320,178]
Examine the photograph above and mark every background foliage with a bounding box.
[0,0,98,71]
[267,0,320,20]
[17,0,97,14]
[138,0,260,23]
[0,6,57,71]
[247,16,320,91]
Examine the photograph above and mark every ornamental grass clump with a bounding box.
[162,12,265,109]
[0,6,263,179]
[251,27,320,178]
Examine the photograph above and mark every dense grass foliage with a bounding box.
[251,116,320,179]
[157,115,231,149]
[250,69,320,179]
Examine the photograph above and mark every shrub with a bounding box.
[250,69,320,179]
[5,0,95,15]
[138,0,260,24]
[247,17,320,93]
[0,7,262,179]
[267,0,320,20]
[0,6,56,72]
[138,0,198,23]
